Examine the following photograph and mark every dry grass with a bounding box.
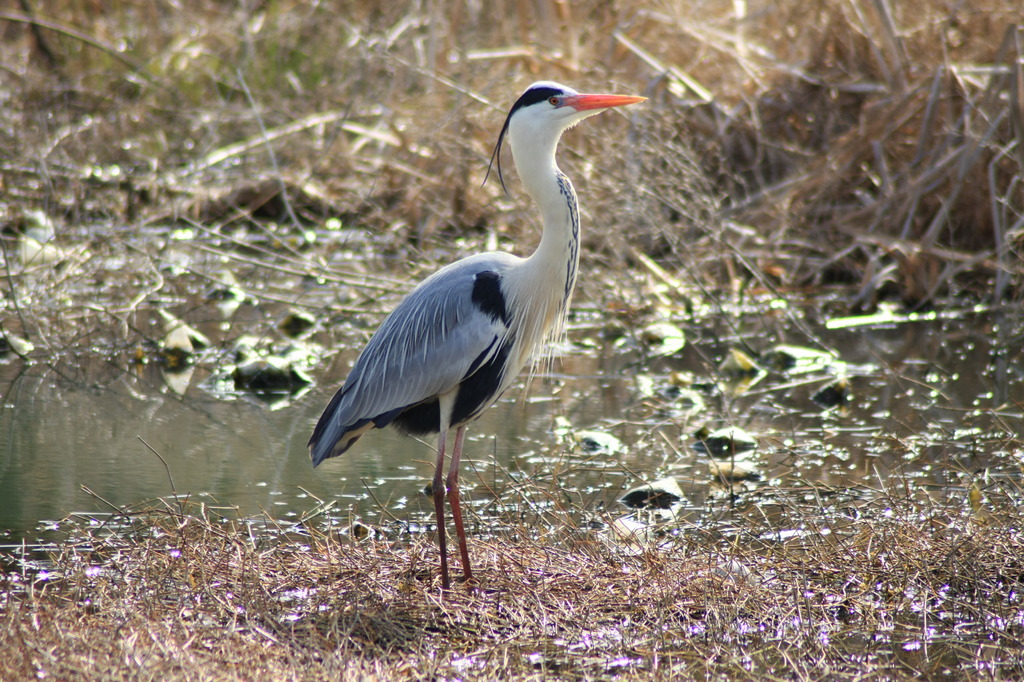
[2,487,1023,680]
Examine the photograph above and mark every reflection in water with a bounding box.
[0,309,1020,538]
[0,352,624,535]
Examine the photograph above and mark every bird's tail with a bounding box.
[307,387,374,466]
[308,417,373,466]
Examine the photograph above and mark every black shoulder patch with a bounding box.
[471,271,508,324]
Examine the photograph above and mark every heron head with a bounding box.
[484,81,646,195]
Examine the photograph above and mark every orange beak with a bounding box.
[562,93,647,111]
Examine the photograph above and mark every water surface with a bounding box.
[1,302,1021,540]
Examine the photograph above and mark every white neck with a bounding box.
[503,125,581,369]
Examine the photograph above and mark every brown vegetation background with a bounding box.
[2,0,1021,313]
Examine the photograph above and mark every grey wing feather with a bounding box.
[309,254,516,463]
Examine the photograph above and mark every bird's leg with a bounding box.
[446,425,474,585]
[432,428,451,590]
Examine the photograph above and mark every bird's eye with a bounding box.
[548,96,559,106]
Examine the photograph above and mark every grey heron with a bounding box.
[308,81,645,589]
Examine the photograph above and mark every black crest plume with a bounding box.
[483,85,563,196]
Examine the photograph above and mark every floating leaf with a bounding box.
[675,388,706,410]
[231,336,255,362]
[158,311,210,350]
[762,344,838,374]
[719,348,759,377]
[621,477,684,510]
[15,210,64,266]
[279,310,315,338]
[207,271,246,319]
[350,520,371,540]
[718,348,766,394]
[573,430,624,455]
[811,377,853,409]
[18,209,56,242]
[692,426,758,459]
[639,322,686,356]
[161,365,195,395]
[232,356,312,391]
[554,417,625,456]
[708,458,761,482]
[0,330,35,357]
[20,235,65,266]
[159,325,194,370]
